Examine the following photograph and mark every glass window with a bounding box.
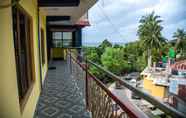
[52,32,72,47]
[63,32,72,47]
[63,32,72,39]
[53,32,62,40]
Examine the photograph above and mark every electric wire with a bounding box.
[97,2,125,40]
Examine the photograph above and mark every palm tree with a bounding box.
[138,11,165,69]
[173,29,186,54]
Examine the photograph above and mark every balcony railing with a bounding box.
[66,48,186,118]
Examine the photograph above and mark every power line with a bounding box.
[97,2,125,40]
[101,0,105,7]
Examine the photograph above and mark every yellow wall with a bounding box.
[143,77,166,99]
[40,11,48,82]
[143,77,153,92]
[0,1,20,117]
[0,0,47,117]
[151,85,166,98]
[52,48,64,59]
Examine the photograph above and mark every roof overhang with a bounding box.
[40,0,97,25]
[75,20,90,27]
[38,0,80,7]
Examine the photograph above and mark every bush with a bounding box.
[101,47,131,75]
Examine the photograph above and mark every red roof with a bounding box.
[171,60,186,71]
[75,20,90,27]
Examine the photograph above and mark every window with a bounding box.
[63,32,72,47]
[52,32,72,47]
[41,28,46,65]
[12,6,35,109]
[52,32,63,47]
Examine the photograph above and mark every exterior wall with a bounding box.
[143,77,153,92]
[52,48,65,59]
[40,12,48,82]
[0,0,47,117]
[0,1,20,117]
[151,85,166,98]
[143,77,166,99]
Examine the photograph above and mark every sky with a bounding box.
[82,0,186,46]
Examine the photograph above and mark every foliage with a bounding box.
[138,11,165,50]
[173,28,186,55]
[137,11,166,66]
[101,47,131,75]
[83,40,113,79]
[86,48,100,63]
[84,40,148,79]
[136,54,147,71]
[113,44,122,48]
[97,39,112,57]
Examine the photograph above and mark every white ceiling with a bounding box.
[40,0,97,25]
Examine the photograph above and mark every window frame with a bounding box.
[52,31,73,48]
[12,5,36,112]
[40,28,46,65]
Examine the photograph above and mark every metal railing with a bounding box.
[66,48,186,118]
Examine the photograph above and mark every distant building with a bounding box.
[168,78,186,114]
[141,60,186,114]
[141,67,169,99]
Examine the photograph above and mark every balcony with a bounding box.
[34,60,89,118]
[34,49,186,118]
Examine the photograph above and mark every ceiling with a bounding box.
[38,0,80,7]
[40,0,97,25]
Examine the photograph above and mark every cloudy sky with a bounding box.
[82,0,186,46]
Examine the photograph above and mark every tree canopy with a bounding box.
[101,47,131,75]
[173,28,186,52]
[138,11,166,50]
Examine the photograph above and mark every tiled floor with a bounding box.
[34,61,90,118]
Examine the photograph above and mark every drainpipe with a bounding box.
[37,4,43,91]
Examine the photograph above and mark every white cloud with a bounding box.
[83,0,186,46]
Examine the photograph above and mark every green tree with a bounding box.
[101,47,131,75]
[113,44,122,48]
[86,48,100,63]
[173,28,186,55]
[138,11,165,68]
[136,53,147,71]
[97,39,112,56]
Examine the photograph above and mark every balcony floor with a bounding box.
[34,61,90,118]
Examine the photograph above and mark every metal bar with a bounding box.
[85,55,89,110]
[67,50,147,118]
[87,72,148,118]
[62,47,82,49]
[67,50,186,118]
[69,49,72,74]
[88,60,186,118]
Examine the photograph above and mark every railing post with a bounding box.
[85,57,89,110]
[69,49,72,74]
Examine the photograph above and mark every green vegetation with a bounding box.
[83,40,146,79]
[83,12,186,82]
[101,47,131,75]
[138,11,166,68]
[173,28,186,57]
